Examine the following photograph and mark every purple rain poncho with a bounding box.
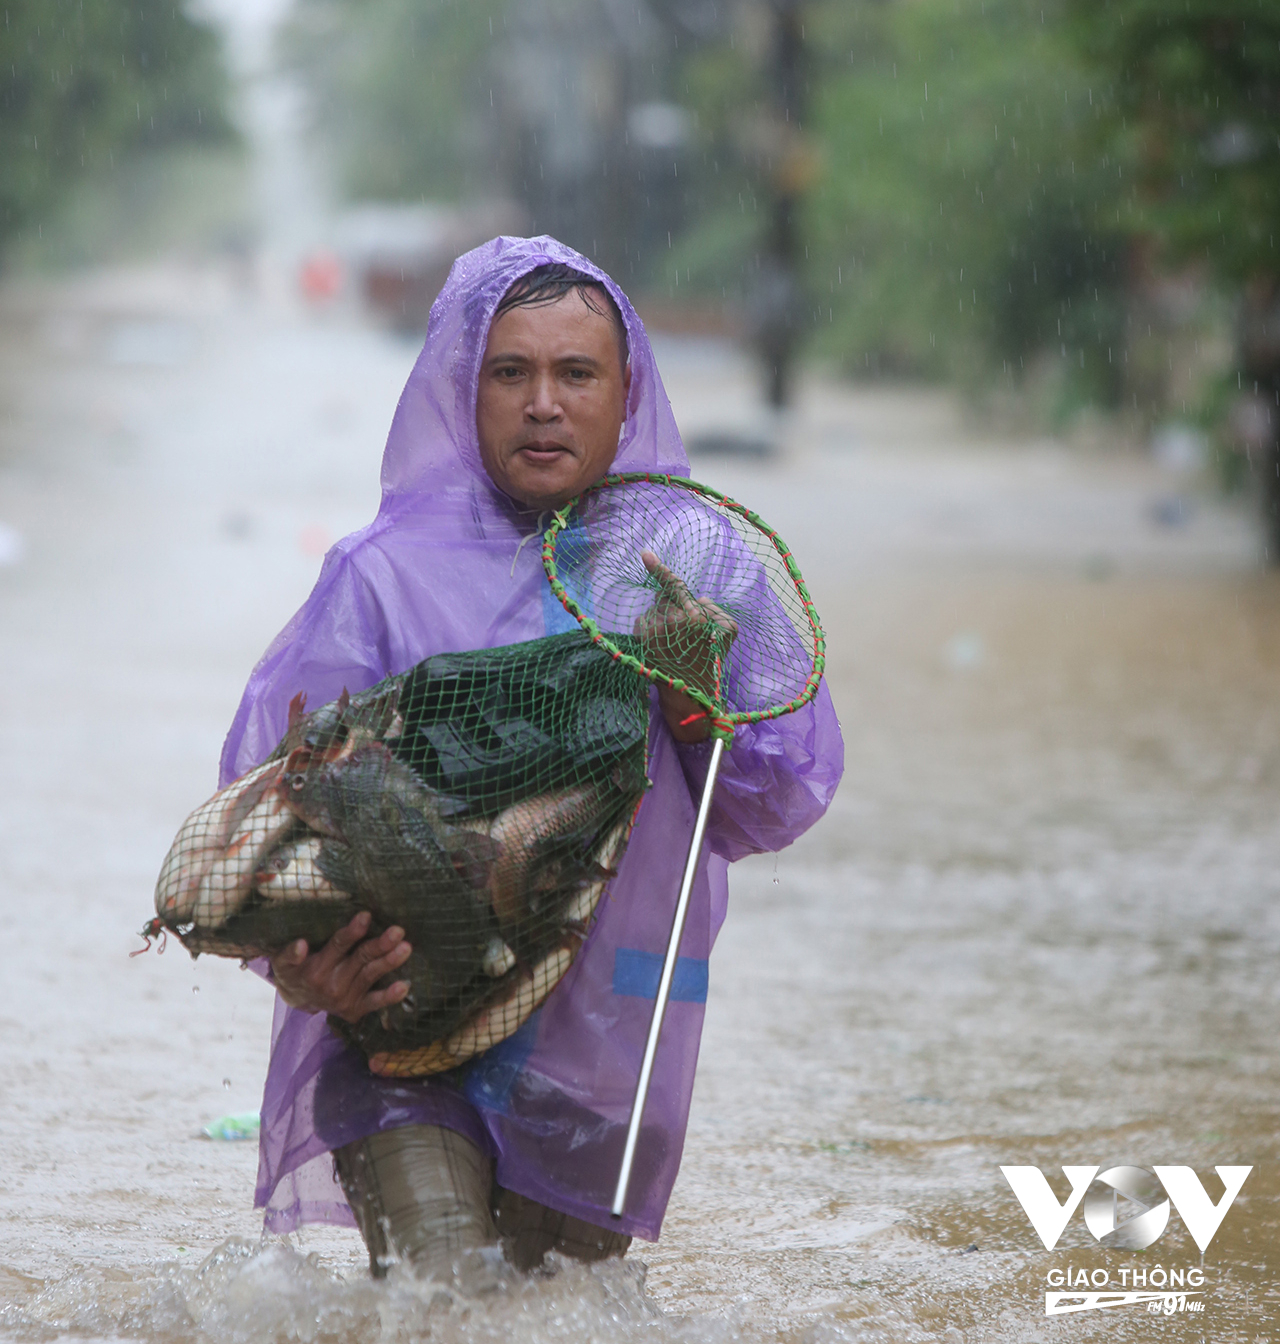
[219,235,844,1242]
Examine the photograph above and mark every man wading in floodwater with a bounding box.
[219,236,843,1282]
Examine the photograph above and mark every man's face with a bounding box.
[476,289,631,510]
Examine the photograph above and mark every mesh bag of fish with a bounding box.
[147,632,651,1077]
[145,473,823,1080]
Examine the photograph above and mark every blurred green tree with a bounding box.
[670,1,1129,416]
[1070,0,1280,286]
[807,0,1127,406]
[0,0,233,255]
[1068,0,1280,548]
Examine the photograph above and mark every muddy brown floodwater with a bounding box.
[659,570,1280,1342]
[0,267,1276,1343]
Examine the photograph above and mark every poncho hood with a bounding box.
[377,233,687,508]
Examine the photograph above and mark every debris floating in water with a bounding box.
[202,1111,260,1141]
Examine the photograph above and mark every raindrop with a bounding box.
[222,1078,232,1089]
[192,985,200,994]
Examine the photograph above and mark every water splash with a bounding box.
[0,1237,942,1344]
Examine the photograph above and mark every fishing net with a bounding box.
[144,473,824,1083]
[543,472,824,737]
[147,631,651,1075]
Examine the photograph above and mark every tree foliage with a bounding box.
[0,0,233,251]
[804,0,1126,395]
[1068,0,1280,287]
[656,0,1129,402]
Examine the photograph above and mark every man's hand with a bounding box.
[637,549,737,744]
[269,911,412,1022]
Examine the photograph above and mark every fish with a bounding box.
[280,742,502,1008]
[367,938,580,1078]
[191,787,297,929]
[161,830,362,962]
[154,759,289,927]
[254,836,351,902]
[271,683,404,774]
[200,896,363,961]
[457,767,642,959]
[485,784,600,930]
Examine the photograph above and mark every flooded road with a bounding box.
[0,265,1276,1342]
[660,569,1280,1340]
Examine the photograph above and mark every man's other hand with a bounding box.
[637,549,737,743]
[269,912,412,1022]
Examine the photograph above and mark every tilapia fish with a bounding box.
[149,683,407,957]
[153,759,299,946]
[279,740,502,1010]
[271,682,403,771]
[354,810,635,1071]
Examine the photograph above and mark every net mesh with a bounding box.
[145,475,823,1076]
[544,473,824,737]
[150,631,650,1075]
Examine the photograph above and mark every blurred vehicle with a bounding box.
[333,201,525,333]
[298,250,343,303]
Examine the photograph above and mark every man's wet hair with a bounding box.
[493,263,629,372]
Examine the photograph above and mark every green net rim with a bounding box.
[541,471,827,739]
